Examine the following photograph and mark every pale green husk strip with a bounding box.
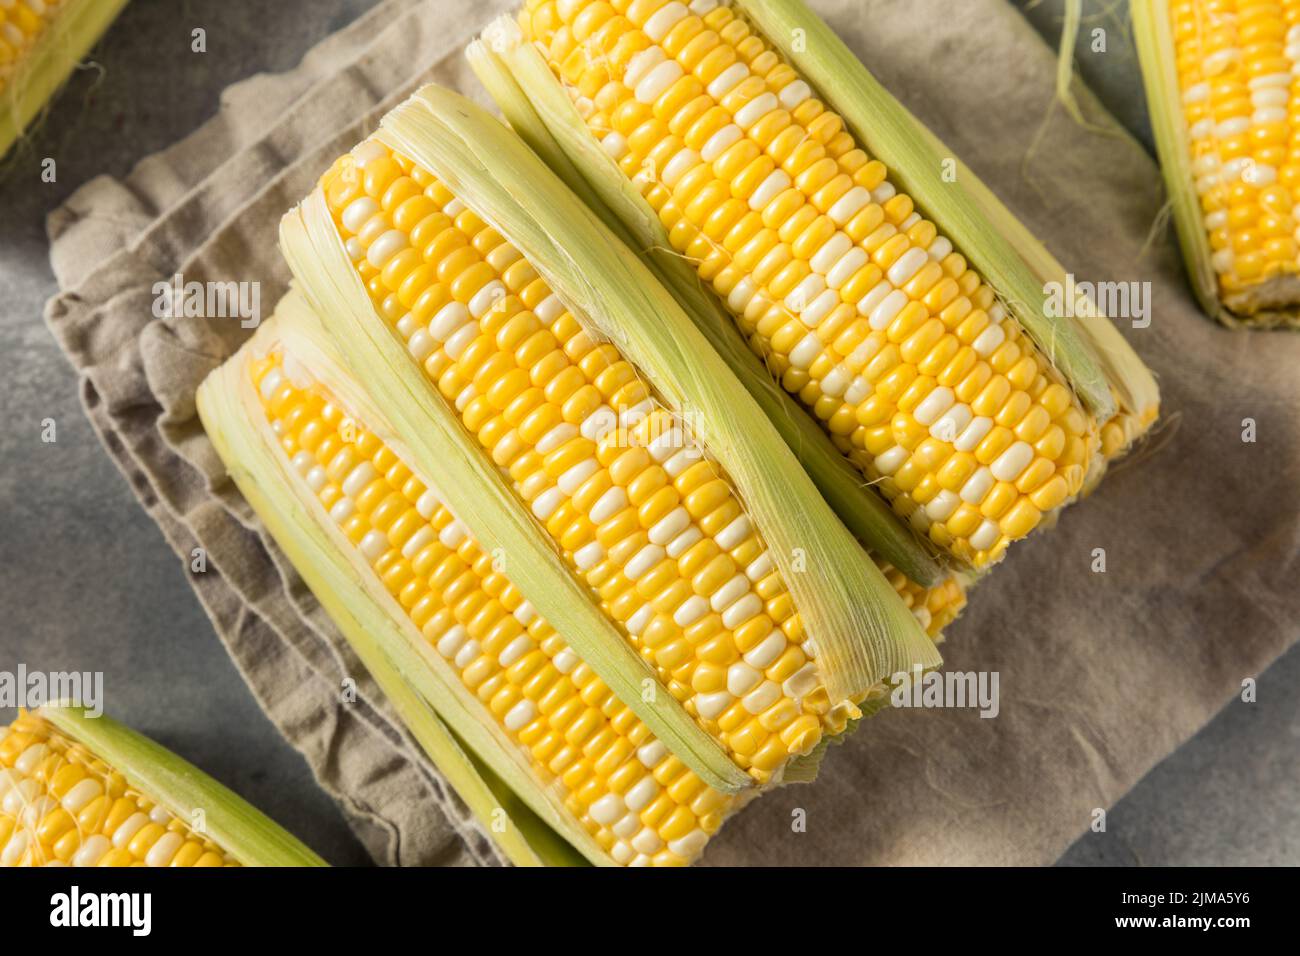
[737,0,1115,420]
[375,86,940,708]
[38,703,326,867]
[1053,0,1111,134]
[1057,0,1086,127]
[281,198,750,795]
[469,21,944,586]
[197,298,600,864]
[0,0,130,157]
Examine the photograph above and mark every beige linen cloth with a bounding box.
[43,0,1299,866]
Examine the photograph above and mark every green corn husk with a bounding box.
[38,702,326,867]
[469,20,944,587]
[0,0,130,158]
[1133,0,1300,329]
[198,292,602,863]
[281,86,940,766]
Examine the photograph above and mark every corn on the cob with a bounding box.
[278,85,945,797]
[479,0,1159,569]
[260,365,744,867]
[0,707,324,867]
[0,0,129,157]
[221,319,741,865]
[1136,0,1300,327]
[316,138,868,779]
[474,14,944,587]
[201,295,960,865]
[198,75,962,864]
[204,301,596,865]
[0,714,235,867]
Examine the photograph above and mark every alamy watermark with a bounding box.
[0,666,103,717]
[152,273,261,328]
[889,665,1000,718]
[1044,273,1151,329]
[50,887,151,936]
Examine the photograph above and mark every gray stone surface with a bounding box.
[0,0,1292,867]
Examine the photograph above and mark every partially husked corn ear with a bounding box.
[470,14,943,587]
[515,0,1111,568]
[0,0,129,157]
[213,316,959,865]
[0,714,233,867]
[1136,0,1300,326]
[1174,0,1300,290]
[0,709,323,867]
[735,0,1155,456]
[250,351,741,865]
[202,300,607,865]
[318,139,884,781]
[282,86,943,794]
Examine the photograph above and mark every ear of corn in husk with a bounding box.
[200,290,960,865]
[280,192,751,797]
[0,704,325,867]
[1135,0,1300,328]
[203,293,752,865]
[277,84,945,799]
[470,22,945,587]
[200,295,621,863]
[0,0,130,158]
[487,0,1159,571]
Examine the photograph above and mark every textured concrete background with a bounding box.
[0,0,1293,867]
